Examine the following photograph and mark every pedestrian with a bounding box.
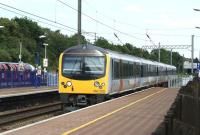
[37,66,42,87]
[34,68,38,88]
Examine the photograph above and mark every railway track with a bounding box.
[0,86,152,133]
[0,90,63,132]
[0,101,63,125]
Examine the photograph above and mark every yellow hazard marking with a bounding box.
[62,88,166,135]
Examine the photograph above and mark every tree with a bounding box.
[0,49,12,61]
[0,17,185,72]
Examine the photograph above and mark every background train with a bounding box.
[59,44,176,106]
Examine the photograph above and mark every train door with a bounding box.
[140,64,144,87]
[111,59,120,93]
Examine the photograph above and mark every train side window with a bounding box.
[134,63,137,77]
[130,62,134,78]
[143,64,147,77]
[113,60,120,79]
[133,62,136,77]
[127,62,133,78]
[141,65,143,77]
[136,63,141,77]
[155,66,157,76]
[157,67,159,76]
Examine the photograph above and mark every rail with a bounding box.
[0,101,62,125]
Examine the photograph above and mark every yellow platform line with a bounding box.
[62,88,166,135]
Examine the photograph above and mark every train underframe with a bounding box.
[60,93,108,106]
[60,81,169,106]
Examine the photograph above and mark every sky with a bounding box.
[1,0,200,59]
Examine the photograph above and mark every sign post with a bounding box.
[43,58,48,72]
[197,62,200,77]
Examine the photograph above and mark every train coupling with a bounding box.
[76,95,87,106]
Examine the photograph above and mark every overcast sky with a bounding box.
[1,0,200,59]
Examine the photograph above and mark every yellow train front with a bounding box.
[59,44,110,106]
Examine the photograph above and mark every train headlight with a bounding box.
[101,83,105,86]
[66,81,72,87]
[94,81,100,87]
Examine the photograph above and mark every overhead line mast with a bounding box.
[142,35,194,74]
[78,0,81,45]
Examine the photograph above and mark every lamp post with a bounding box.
[43,43,48,59]
[193,9,200,134]
[19,42,22,63]
[39,35,46,39]
[39,35,48,72]
[194,9,200,11]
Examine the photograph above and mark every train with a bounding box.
[59,44,176,106]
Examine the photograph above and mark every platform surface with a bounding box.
[0,86,58,98]
[1,87,178,135]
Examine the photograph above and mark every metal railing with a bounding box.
[168,75,193,88]
[46,72,58,86]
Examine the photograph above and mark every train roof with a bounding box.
[63,44,176,69]
[63,44,108,56]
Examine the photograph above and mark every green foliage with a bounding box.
[0,17,184,72]
[0,49,12,61]
[95,38,184,72]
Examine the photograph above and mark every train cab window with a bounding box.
[84,57,105,75]
[62,57,82,75]
[62,56,105,80]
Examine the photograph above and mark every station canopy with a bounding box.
[0,62,35,71]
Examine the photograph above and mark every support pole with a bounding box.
[78,0,81,45]
[191,35,194,74]
[45,45,47,59]
[95,32,97,43]
[158,42,160,62]
[19,42,22,62]
[170,49,173,65]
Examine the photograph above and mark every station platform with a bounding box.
[0,86,58,98]
[1,87,179,135]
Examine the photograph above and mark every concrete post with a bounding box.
[191,35,194,74]
[78,0,81,45]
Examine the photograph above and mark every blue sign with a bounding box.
[197,63,200,70]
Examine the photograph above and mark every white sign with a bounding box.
[183,61,197,69]
[18,62,24,71]
[43,58,48,67]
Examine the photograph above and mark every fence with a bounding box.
[168,75,193,88]
[46,72,58,86]
[0,70,47,88]
[0,70,58,89]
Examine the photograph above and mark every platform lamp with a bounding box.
[193,8,200,133]
[39,34,48,72]
[194,9,200,11]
